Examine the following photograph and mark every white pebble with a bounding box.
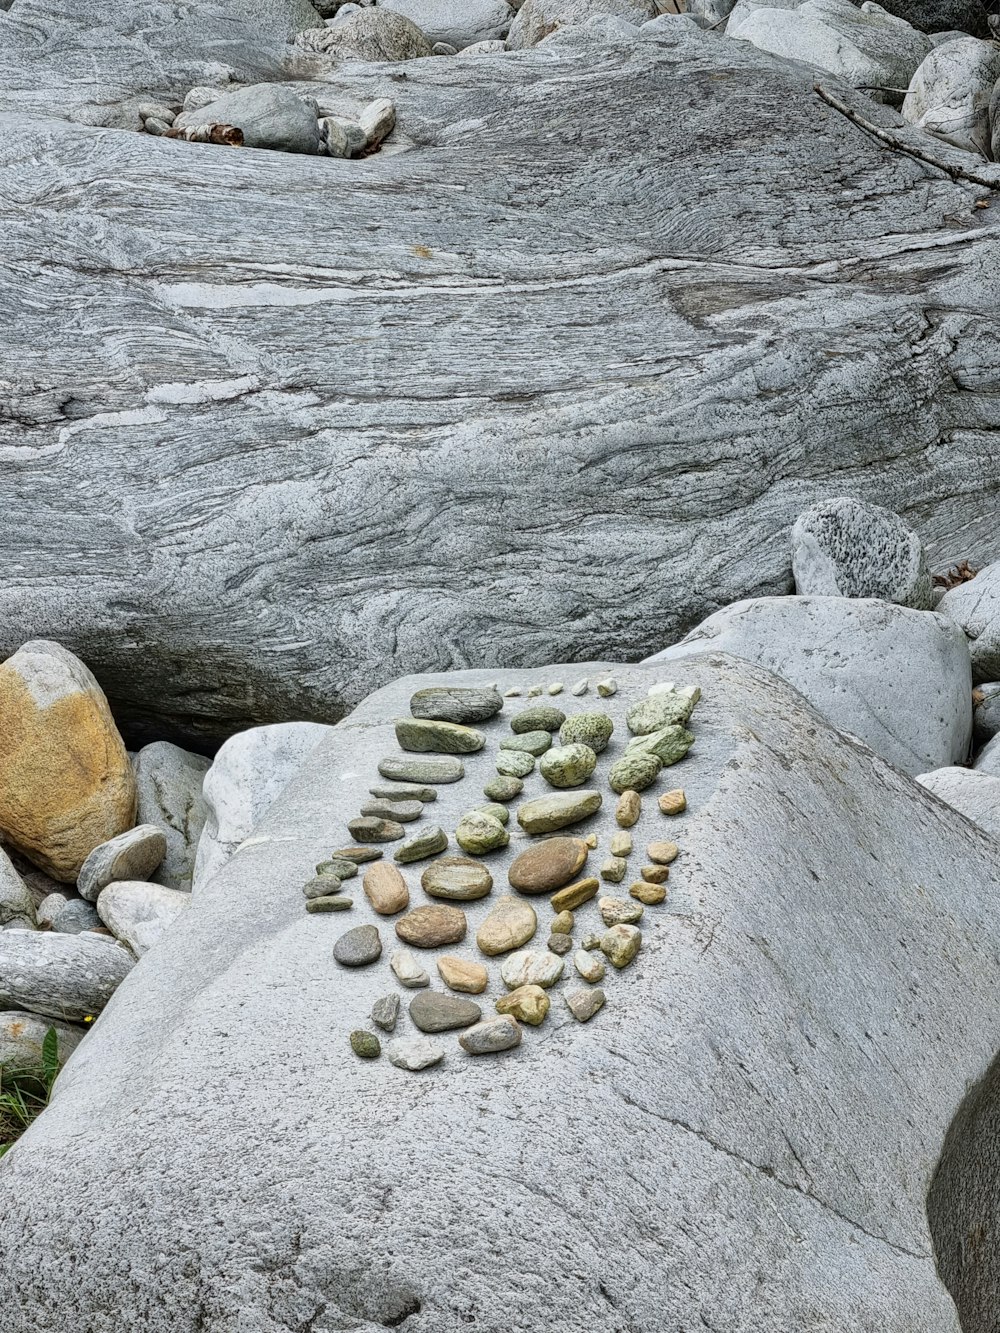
[504,687,522,697]
[527,685,543,697]
[596,678,618,697]
[547,682,564,695]
[570,678,589,696]
[647,680,676,696]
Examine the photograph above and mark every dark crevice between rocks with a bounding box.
[380,1295,422,1327]
[927,1050,1000,1331]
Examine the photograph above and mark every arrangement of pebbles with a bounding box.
[306,675,699,1072]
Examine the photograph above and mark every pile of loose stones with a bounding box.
[301,675,698,1071]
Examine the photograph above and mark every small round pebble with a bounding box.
[476,802,510,825]
[641,864,670,884]
[547,932,573,956]
[496,984,549,1026]
[504,686,523,697]
[350,1030,381,1059]
[456,810,509,855]
[550,910,575,934]
[315,857,359,879]
[600,856,627,884]
[570,678,589,696]
[574,949,606,983]
[548,682,564,695]
[459,1015,523,1054]
[596,678,618,697]
[390,948,430,987]
[659,789,688,815]
[599,896,644,926]
[580,932,603,950]
[496,750,535,778]
[601,923,642,968]
[511,704,566,734]
[539,743,597,789]
[609,832,632,857]
[647,840,680,864]
[527,685,543,697]
[631,881,667,905]
[484,775,524,802]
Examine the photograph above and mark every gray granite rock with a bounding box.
[96,882,191,957]
[409,685,503,724]
[132,742,211,892]
[297,8,435,56]
[371,993,400,1031]
[506,0,655,46]
[917,766,1000,840]
[0,1010,84,1076]
[176,84,322,154]
[409,991,482,1032]
[50,898,102,935]
[378,757,464,784]
[938,564,1000,683]
[333,924,382,967]
[902,37,1000,157]
[0,849,35,930]
[0,929,133,1022]
[458,1014,521,1053]
[77,826,168,903]
[35,892,71,930]
[650,596,972,775]
[387,1036,444,1070]
[378,0,514,47]
[791,497,934,608]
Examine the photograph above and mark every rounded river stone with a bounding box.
[459,1015,522,1055]
[559,712,614,753]
[333,924,382,967]
[499,730,552,757]
[547,932,573,956]
[566,987,606,1022]
[539,743,597,789]
[659,788,687,815]
[395,904,467,948]
[600,857,627,884]
[625,725,695,767]
[600,923,642,968]
[551,909,574,934]
[483,775,523,802]
[647,840,679,864]
[394,826,449,864]
[550,876,600,913]
[476,802,510,825]
[496,750,535,778]
[395,718,486,755]
[437,956,488,993]
[516,790,602,835]
[607,753,662,795]
[574,949,605,983]
[641,864,670,884]
[315,857,359,880]
[303,873,342,900]
[631,881,667,905]
[409,685,503,725]
[377,756,465,784]
[421,856,493,901]
[359,798,423,823]
[615,790,641,827]
[599,896,644,926]
[409,991,482,1033]
[348,816,404,843]
[363,863,410,915]
[331,845,384,863]
[387,1037,444,1071]
[626,691,695,735]
[477,895,537,956]
[391,948,430,987]
[500,949,564,990]
[508,837,588,893]
[510,704,565,734]
[455,811,509,855]
[350,1030,381,1059]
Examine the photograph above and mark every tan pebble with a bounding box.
[395,904,467,948]
[609,831,632,857]
[362,862,410,915]
[477,895,537,956]
[600,856,627,884]
[658,789,687,816]
[615,790,641,828]
[585,833,598,849]
[647,840,679,865]
[527,685,543,697]
[574,948,606,983]
[641,864,670,884]
[550,910,575,934]
[437,955,488,994]
[496,984,549,1026]
[547,682,564,695]
[631,881,666,905]
[550,876,600,913]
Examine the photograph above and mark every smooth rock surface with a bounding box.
[77,825,167,903]
[96,881,190,957]
[421,856,493,901]
[902,37,1000,157]
[0,930,133,1021]
[176,83,322,154]
[938,565,1000,683]
[650,596,972,774]
[132,742,211,892]
[917,766,1000,840]
[378,0,515,48]
[791,496,934,608]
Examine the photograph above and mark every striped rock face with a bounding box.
[0,640,136,881]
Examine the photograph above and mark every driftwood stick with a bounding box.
[164,123,244,147]
[814,81,1000,191]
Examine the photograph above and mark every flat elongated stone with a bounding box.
[409,686,503,725]
[390,949,430,987]
[305,894,353,913]
[517,790,602,834]
[570,678,589,696]
[658,790,687,816]
[626,691,696,735]
[574,949,606,983]
[437,956,488,993]
[550,877,600,913]
[77,825,167,903]
[496,750,535,778]
[539,743,597,788]
[631,881,666,905]
[395,904,467,948]
[348,817,404,843]
[363,863,410,915]
[359,798,423,823]
[559,713,614,753]
[368,782,437,803]
[477,895,537,956]
[303,873,342,900]
[510,705,565,734]
[496,984,549,1025]
[508,837,588,893]
[600,923,642,969]
[456,811,509,855]
[616,790,641,827]
[608,754,662,795]
[333,924,382,967]
[377,757,465,784]
[599,896,644,926]
[331,846,384,864]
[395,719,486,755]
[483,776,523,802]
[315,857,358,880]
[0,930,133,1022]
[394,827,449,864]
[500,949,564,990]
[459,1015,522,1055]
[566,987,606,1022]
[421,856,493,901]
[409,991,482,1033]
[641,865,670,884]
[626,725,696,767]
[647,841,680,864]
[371,994,400,1031]
[500,730,552,757]
[387,1037,444,1071]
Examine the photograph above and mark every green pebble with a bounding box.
[476,803,510,825]
[484,776,524,802]
[496,750,535,778]
[315,858,359,880]
[539,743,597,789]
[350,1030,381,1059]
[500,730,552,757]
[608,752,662,794]
[551,910,575,934]
[306,895,354,913]
[626,691,697,735]
[510,705,566,734]
[625,724,695,766]
[394,718,486,755]
[559,713,614,754]
[455,811,510,855]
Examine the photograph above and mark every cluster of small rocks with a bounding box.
[301,678,696,1069]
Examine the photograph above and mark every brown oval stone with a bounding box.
[507,837,588,894]
[476,895,537,956]
[631,881,667,905]
[363,862,410,915]
[615,790,641,828]
[437,955,488,994]
[395,904,467,948]
[640,864,670,885]
[647,840,680,865]
[658,788,687,816]
[421,855,493,901]
[549,876,600,913]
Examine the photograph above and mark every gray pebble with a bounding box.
[371,993,400,1032]
[333,924,382,967]
[387,1037,445,1070]
[394,826,449,864]
[359,798,424,823]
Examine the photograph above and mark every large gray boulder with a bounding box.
[175,83,322,154]
[938,564,1000,682]
[901,36,1000,155]
[791,495,934,608]
[296,8,435,57]
[377,0,515,48]
[917,765,1000,838]
[0,658,996,1328]
[3,7,1000,747]
[0,930,133,1022]
[647,596,972,773]
[132,742,211,892]
[506,0,655,47]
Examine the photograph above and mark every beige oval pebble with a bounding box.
[421,855,493,901]
[658,789,687,815]
[477,895,537,956]
[631,881,666,905]
[363,862,410,915]
[615,790,641,828]
[647,840,679,865]
[641,864,670,884]
[550,876,600,913]
[496,983,550,1026]
[437,955,488,994]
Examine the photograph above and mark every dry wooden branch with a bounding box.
[814,82,1000,190]
[164,123,244,147]
[934,559,979,589]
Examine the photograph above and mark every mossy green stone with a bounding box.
[496,750,535,778]
[456,810,509,854]
[476,803,510,825]
[626,691,696,735]
[559,713,614,754]
[306,895,354,913]
[510,705,566,734]
[484,775,524,802]
[608,752,662,794]
[539,743,597,789]
[315,857,359,880]
[350,1030,381,1059]
[517,790,603,834]
[395,718,486,755]
[625,724,695,766]
[499,730,552,757]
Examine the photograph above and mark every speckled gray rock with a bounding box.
[132,742,211,892]
[902,38,1000,157]
[0,849,35,930]
[297,8,435,57]
[77,825,168,903]
[421,856,493,901]
[558,713,614,753]
[517,790,602,833]
[96,881,191,956]
[387,1036,445,1070]
[916,766,1000,840]
[483,776,523,802]
[0,1010,84,1076]
[371,993,400,1031]
[539,743,597,788]
[50,898,102,935]
[791,497,934,608]
[459,1014,522,1054]
[625,725,695,767]
[333,924,382,967]
[409,685,503,724]
[378,0,515,47]
[495,750,535,778]
[455,811,509,854]
[650,596,972,775]
[378,757,464,784]
[176,84,322,154]
[510,705,565,734]
[608,752,662,794]
[506,0,655,46]
[565,986,605,1021]
[395,718,487,755]
[0,929,133,1021]
[409,991,482,1032]
[499,730,552,757]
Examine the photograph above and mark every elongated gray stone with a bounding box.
[459,1014,522,1054]
[132,742,211,892]
[409,686,503,724]
[394,826,449,863]
[368,783,438,803]
[395,719,486,755]
[359,798,424,823]
[409,991,482,1033]
[77,825,168,903]
[0,930,133,1022]
[378,757,465,784]
[499,730,552,757]
[517,790,602,834]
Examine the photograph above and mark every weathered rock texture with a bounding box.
[2,5,1000,744]
[0,660,998,1330]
